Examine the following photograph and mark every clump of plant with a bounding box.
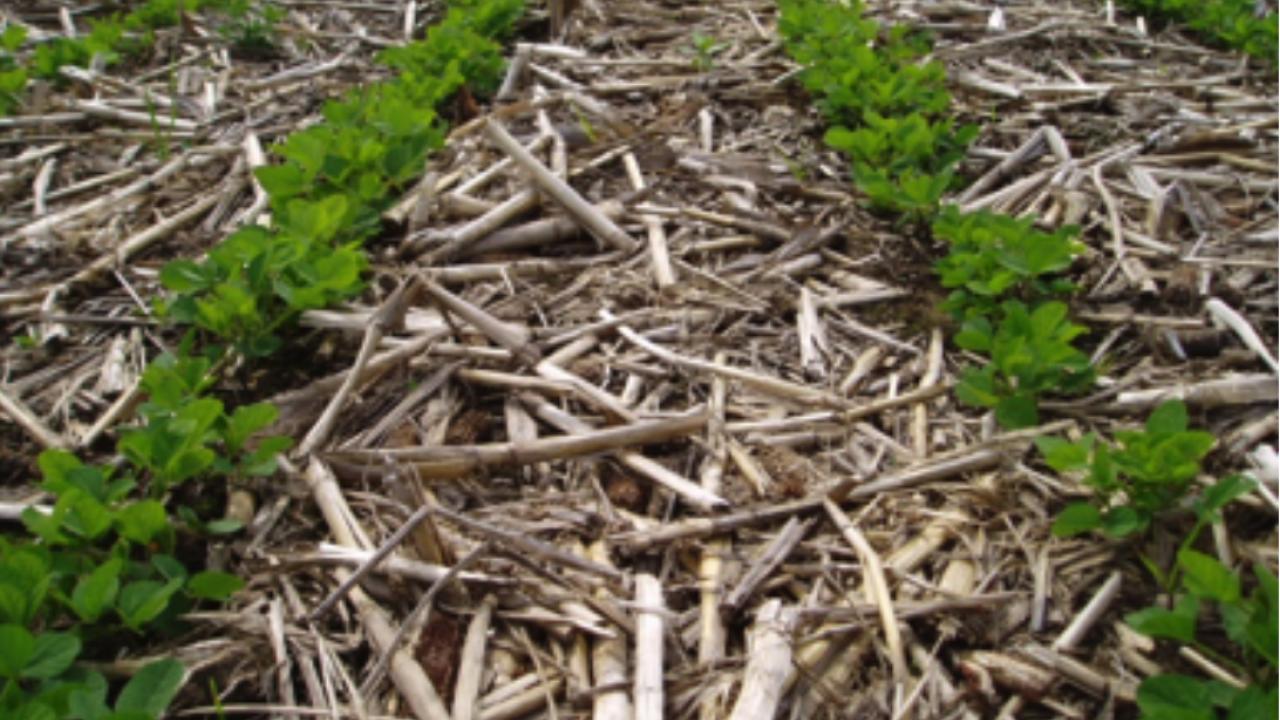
[0,24,26,116]
[378,0,524,98]
[31,17,126,81]
[1129,528,1277,720]
[158,198,369,357]
[1037,402,1276,717]
[827,113,977,221]
[1123,0,1278,65]
[690,32,726,72]
[159,0,523,354]
[778,0,975,220]
[1038,400,1216,538]
[953,300,1094,428]
[204,0,285,59]
[933,206,1085,319]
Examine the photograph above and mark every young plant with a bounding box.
[1037,400,1215,537]
[158,198,369,356]
[1122,475,1277,719]
[1130,558,1278,720]
[0,24,26,117]
[827,113,976,221]
[377,0,524,99]
[933,206,1084,319]
[954,300,1094,429]
[204,0,285,59]
[1123,0,1278,65]
[690,32,725,72]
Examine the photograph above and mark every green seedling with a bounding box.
[1037,400,1215,538]
[378,0,523,98]
[779,0,974,223]
[0,24,26,117]
[933,206,1084,319]
[954,300,1094,428]
[690,32,726,72]
[204,0,285,58]
[1124,474,1277,719]
[1123,0,1278,65]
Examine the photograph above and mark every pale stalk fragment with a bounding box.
[1053,570,1122,652]
[0,385,67,449]
[622,151,675,288]
[521,393,728,511]
[633,573,665,720]
[726,599,797,720]
[822,499,908,683]
[422,276,542,364]
[698,357,731,717]
[326,408,709,482]
[454,595,498,720]
[301,459,450,720]
[484,118,637,252]
[588,542,631,720]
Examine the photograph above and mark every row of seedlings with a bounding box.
[0,1,525,717]
[777,1,1276,716]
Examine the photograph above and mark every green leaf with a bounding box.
[22,632,80,680]
[65,491,113,541]
[11,702,57,720]
[1100,505,1145,538]
[1146,400,1189,434]
[1051,502,1102,537]
[68,670,111,720]
[187,571,245,601]
[203,518,244,535]
[116,500,170,546]
[116,579,183,630]
[71,557,122,623]
[955,366,998,408]
[36,449,83,494]
[159,260,215,294]
[0,548,50,625]
[254,164,309,200]
[1035,435,1092,472]
[1127,594,1199,643]
[1193,475,1255,523]
[1178,549,1240,604]
[224,403,278,454]
[0,623,36,678]
[1136,674,1217,720]
[1228,685,1277,720]
[995,393,1038,429]
[114,659,185,716]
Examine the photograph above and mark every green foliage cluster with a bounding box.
[1036,402,1276,718]
[3,1,525,717]
[954,300,1095,428]
[1123,0,1278,65]
[0,25,25,116]
[1131,546,1277,719]
[778,0,976,219]
[203,0,285,58]
[0,0,285,116]
[159,0,524,356]
[933,206,1084,318]
[0,352,286,716]
[778,0,1096,428]
[689,32,726,72]
[1040,400,1216,538]
[933,207,1094,428]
